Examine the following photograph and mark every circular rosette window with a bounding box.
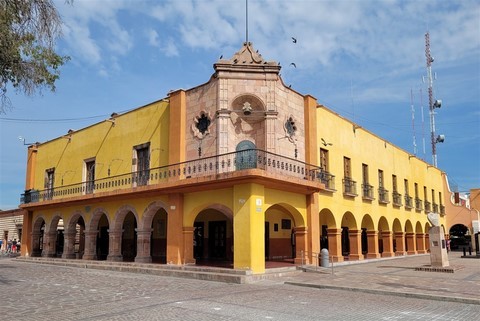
[192,111,212,139]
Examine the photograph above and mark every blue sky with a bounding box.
[1,0,479,209]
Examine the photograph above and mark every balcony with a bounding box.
[21,149,325,205]
[378,187,389,204]
[361,184,375,201]
[318,171,336,192]
[433,203,439,213]
[404,195,413,209]
[440,204,445,216]
[415,198,423,211]
[342,177,358,197]
[424,200,431,213]
[392,191,402,207]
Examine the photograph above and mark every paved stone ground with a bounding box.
[1,251,479,320]
[0,253,480,321]
[287,250,480,305]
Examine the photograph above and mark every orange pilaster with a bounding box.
[294,226,308,265]
[183,227,195,265]
[381,231,395,257]
[327,228,344,262]
[348,229,364,261]
[167,193,184,265]
[416,233,427,254]
[366,230,381,259]
[406,232,417,255]
[395,231,406,256]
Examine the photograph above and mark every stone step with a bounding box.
[15,257,301,284]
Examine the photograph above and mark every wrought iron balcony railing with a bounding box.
[361,184,375,200]
[404,195,413,209]
[392,191,402,207]
[415,198,423,211]
[318,171,336,191]
[440,204,445,215]
[378,187,389,204]
[432,203,439,213]
[21,149,324,204]
[424,200,431,213]
[342,177,358,197]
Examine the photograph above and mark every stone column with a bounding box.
[366,230,381,259]
[82,230,98,260]
[394,231,406,256]
[416,233,427,254]
[265,111,278,153]
[216,109,231,156]
[62,230,77,259]
[31,231,42,257]
[406,232,417,255]
[135,228,153,263]
[294,227,308,265]
[107,229,123,262]
[183,227,195,265]
[381,231,395,257]
[348,229,364,261]
[42,231,57,257]
[327,228,344,262]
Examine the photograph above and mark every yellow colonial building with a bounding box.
[20,43,447,274]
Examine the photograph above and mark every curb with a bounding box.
[284,282,480,305]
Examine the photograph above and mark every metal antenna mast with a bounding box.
[245,0,249,43]
[424,31,444,167]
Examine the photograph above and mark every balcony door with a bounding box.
[235,140,257,170]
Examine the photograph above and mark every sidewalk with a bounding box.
[283,251,480,305]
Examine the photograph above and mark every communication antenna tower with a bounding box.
[424,31,444,167]
[420,89,426,159]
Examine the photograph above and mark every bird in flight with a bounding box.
[292,37,297,43]
[290,63,296,68]
[321,138,333,146]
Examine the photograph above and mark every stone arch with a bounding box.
[141,200,169,230]
[360,214,375,230]
[231,93,266,112]
[192,203,234,263]
[66,211,85,233]
[341,212,357,229]
[415,221,423,234]
[392,218,403,232]
[270,203,305,228]
[112,205,139,230]
[404,220,414,233]
[319,208,336,228]
[340,212,358,257]
[87,207,110,231]
[46,213,63,233]
[378,217,390,231]
[186,202,233,227]
[31,216,46,257]
[360,214,375,256]
[63,210,86,259]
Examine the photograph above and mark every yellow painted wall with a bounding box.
[31,100,169,192]
[316,106,445,233]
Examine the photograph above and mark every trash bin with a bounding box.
[321,248,329,267]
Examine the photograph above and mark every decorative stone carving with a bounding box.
[427,212,440,227]
[191,111,212,139]
[284,115,297,143]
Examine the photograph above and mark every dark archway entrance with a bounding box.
[194,209,233,267]
[96,214,109,260]
[449,224,469,251]
[121,212,137,262]
[151,208,167,263]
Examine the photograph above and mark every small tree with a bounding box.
[0,0,70,113]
